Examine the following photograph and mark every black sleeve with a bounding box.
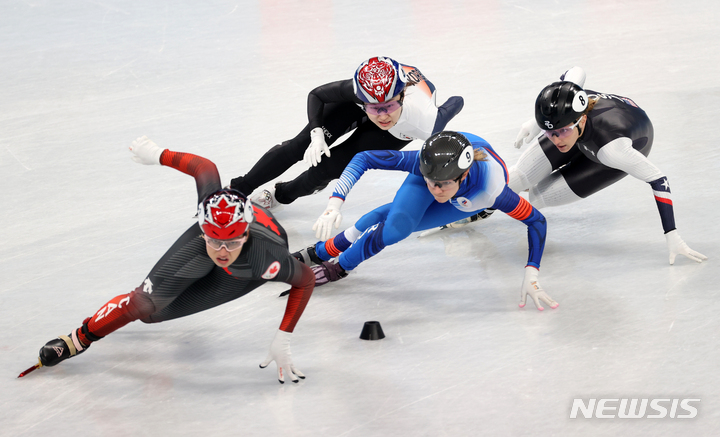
[307,79,359,129]
[432,96,464,134]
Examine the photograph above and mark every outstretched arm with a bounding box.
[260,259,315,384]
[492,186,558,311]
[129,136,221,203]
[596,138,707,264]
[313,150,418,240]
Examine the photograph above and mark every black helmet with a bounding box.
[419,131,474,181]
[535,81,589,130]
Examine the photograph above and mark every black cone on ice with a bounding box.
[360,321,385,340]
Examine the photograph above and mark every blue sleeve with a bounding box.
[491,186,547,269]
[432,96,464,134]
[649,177,676,233]
[331,150,419,200]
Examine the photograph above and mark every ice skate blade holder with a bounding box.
[360,321,385,340]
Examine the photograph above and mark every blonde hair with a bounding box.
[583,95,601,116]
[474,148,488,161]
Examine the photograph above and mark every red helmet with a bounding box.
[353,56,407,103]
[197,189,254,239]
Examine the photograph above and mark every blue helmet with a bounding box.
[353,56,407,104]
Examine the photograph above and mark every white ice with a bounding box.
[1,1,719,436]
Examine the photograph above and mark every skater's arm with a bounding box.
[432,96,464,134]
[129,136,222,203]
[278,260,315,333]
[491,186,556,311]
[491,185,546,269]
[596,139,706,264]
[307,79,358,129]
[331,150,418,200]
[259,259,314,384]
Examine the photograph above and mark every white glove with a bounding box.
[303,127,331,167]
[129,135,164,165]
[514,117,542,149]
[560,66,587,87]
[259,329,305,384]
[313,197,344,240]
[665,230,707,265]
[519,267,558,311]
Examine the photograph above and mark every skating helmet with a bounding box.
[534,81,589,130]
[419,131,474,181]
[197,189,254,239]
[353,56,407,104]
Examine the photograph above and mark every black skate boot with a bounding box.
[440,208,496,231]
[19,318,100,377]
[451,208,495,228]
[38,317,100,367]
[312,261,348,286]
[39,334,87,367]
[292,244,324,266]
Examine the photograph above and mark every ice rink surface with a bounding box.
[1,1,719,436]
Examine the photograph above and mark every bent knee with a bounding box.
[128,287,158,322]
[383,214,415,245]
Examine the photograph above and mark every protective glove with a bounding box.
[514,117,542,149]
[313,197,344,240]
[560,66,587,87]
[129,135,164,165]
[665,230,707,265]
[303,127,331,167]
[259,329,305,384]
[519,267,559,311]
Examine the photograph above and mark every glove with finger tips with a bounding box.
[130,135,165,165]
[313,197,344,240]
[519,267,558,311]
[303,127,331,167]
[665,230,707,265]
[259,329,305,384]
[514,118,542,149]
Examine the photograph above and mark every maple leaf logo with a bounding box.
[254,208,280,235]
[262,261,281,280]
[211,197,236,227]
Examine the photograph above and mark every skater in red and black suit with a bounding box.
[24,136,315,384]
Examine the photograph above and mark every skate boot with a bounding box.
[312,261,348,286]
[39,329,89,367]
[38,317,101,367]
[419,209,496,237]
[18,318,101,377]
[445,208,495,229]
[292,244,324,266]
[250,185,280,210]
